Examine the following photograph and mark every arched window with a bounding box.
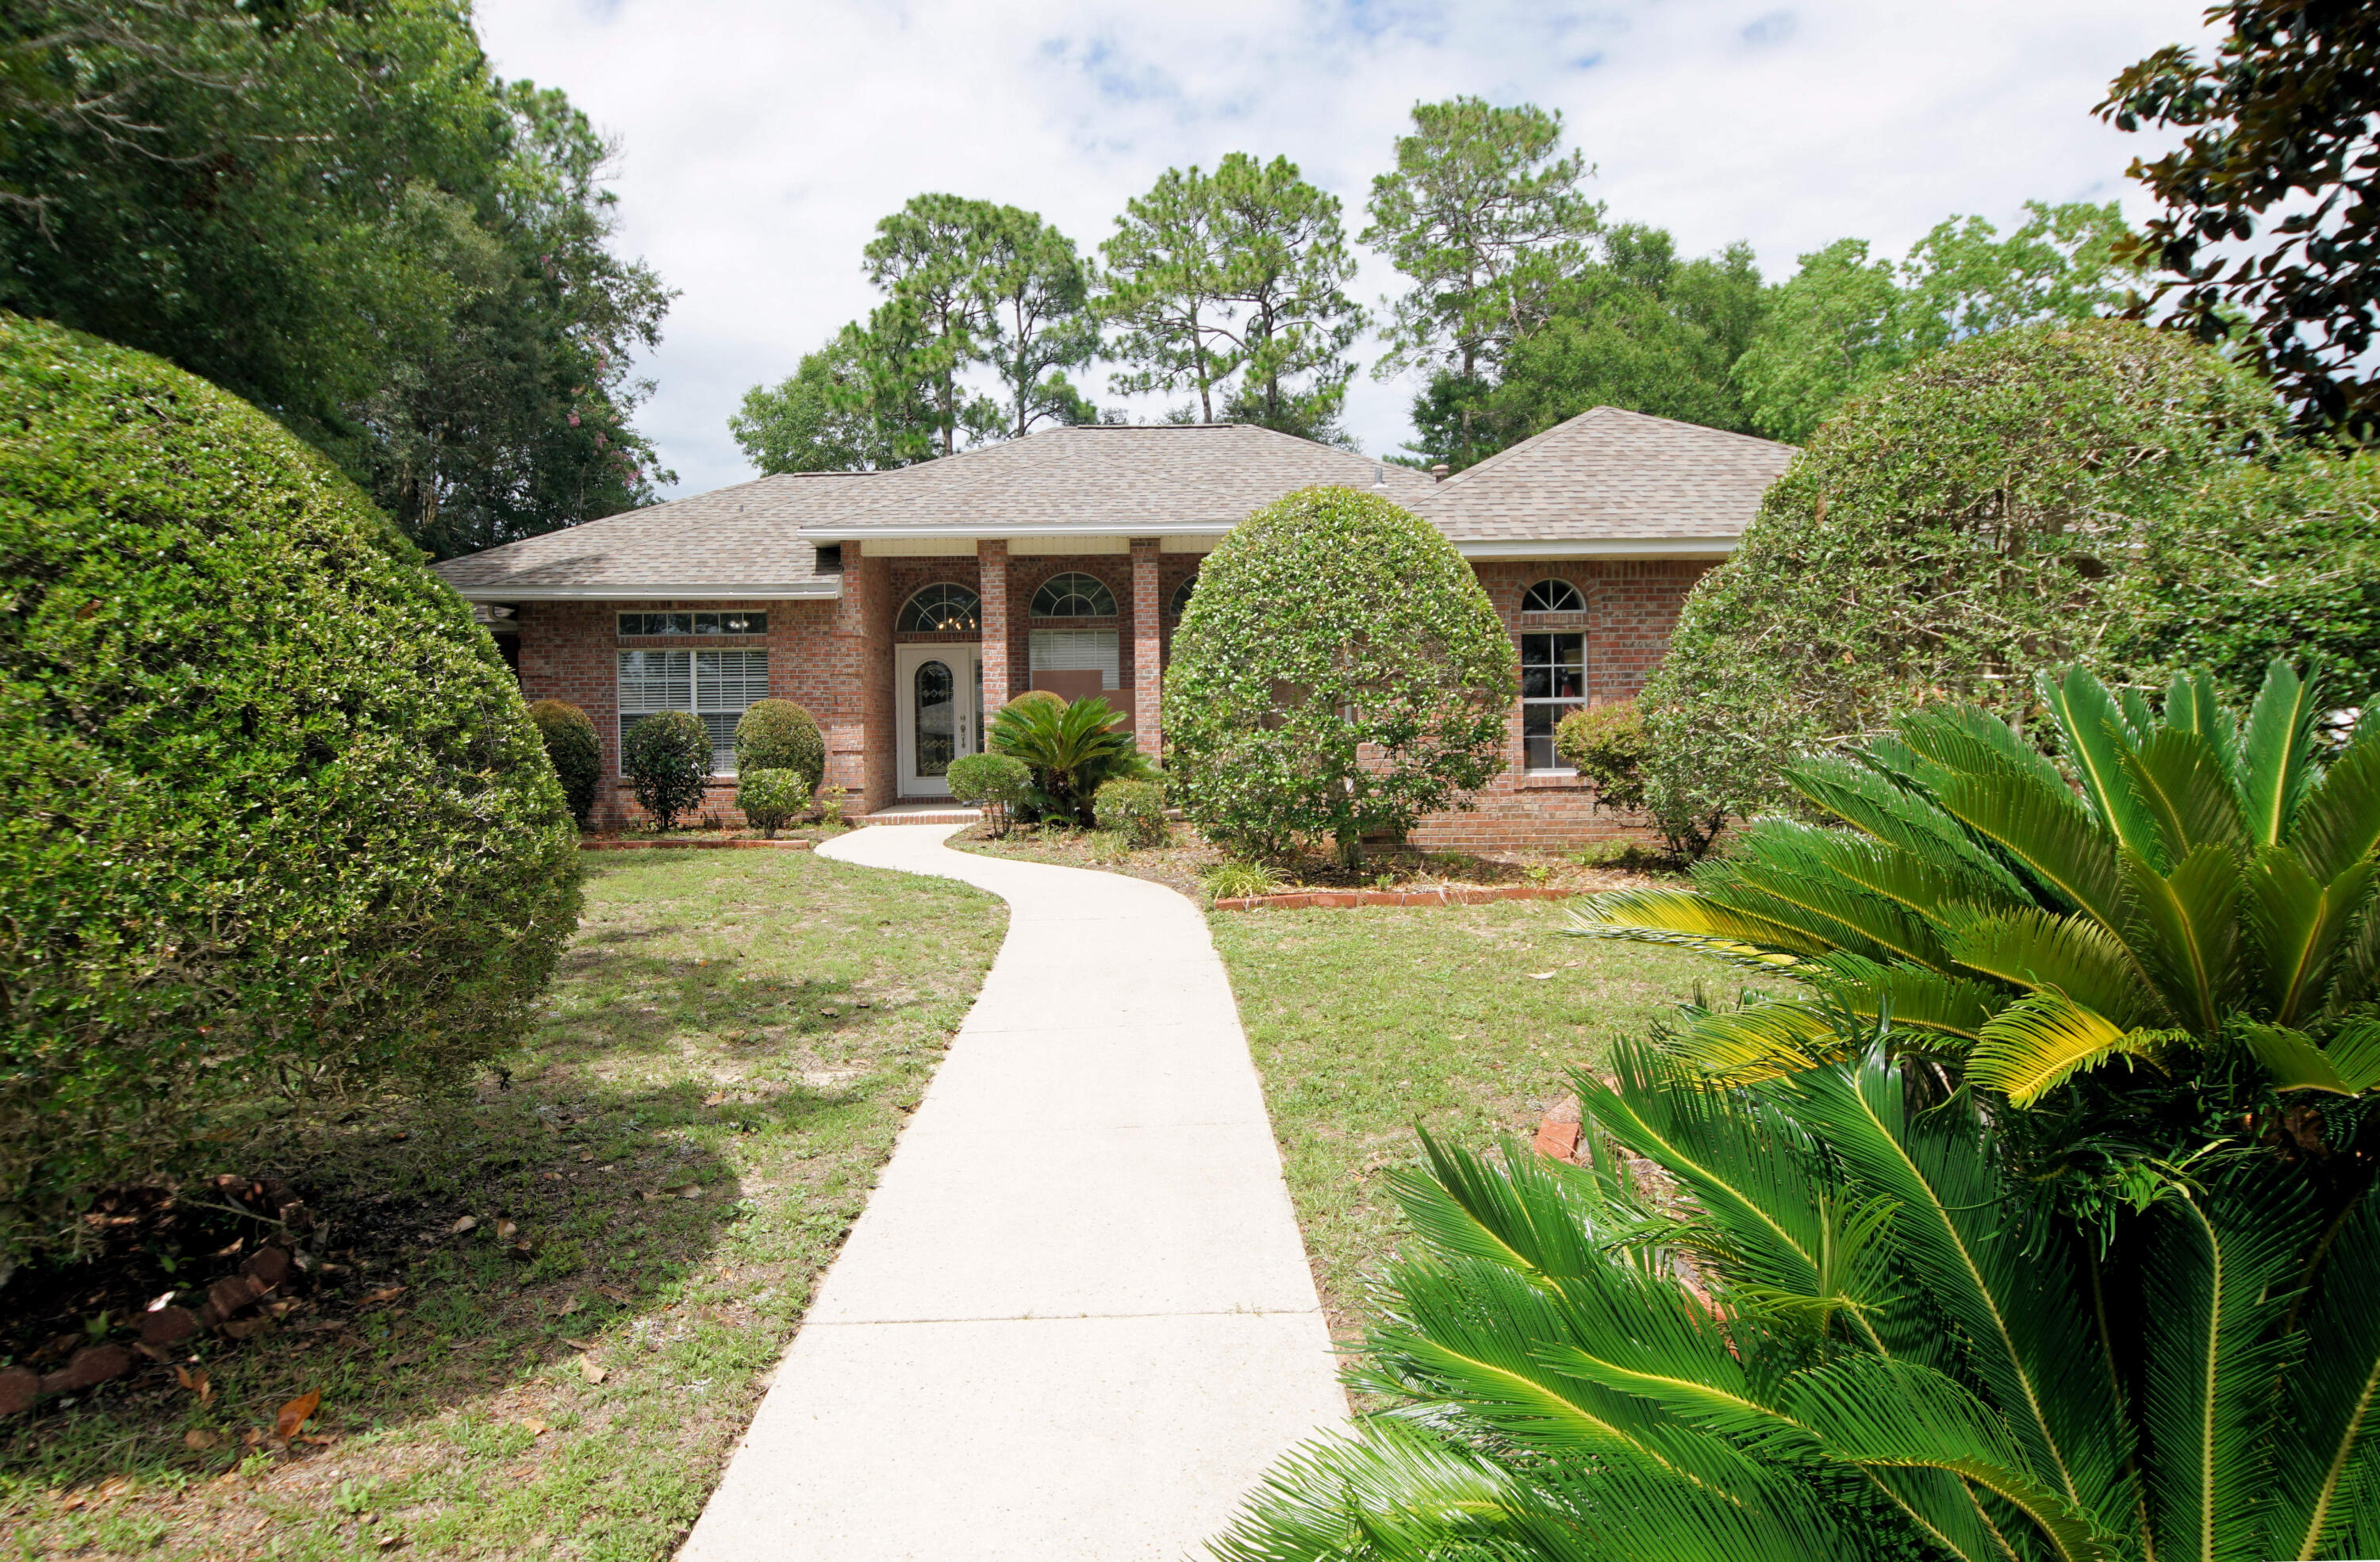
[1169,575,1196,618]
[1031,571,1116,618]
[1521,578,1586,613]
[898,582,981,633]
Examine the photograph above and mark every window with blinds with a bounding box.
[618,648,769,772]
[1028,629,1119,689]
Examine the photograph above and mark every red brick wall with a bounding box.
[513,597,840,829]
[1407,559,1710,850]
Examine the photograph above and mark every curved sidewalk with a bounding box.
[678,824,1345,1562]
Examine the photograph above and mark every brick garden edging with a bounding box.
[579,839,815,853]
[1211,884,1579,912]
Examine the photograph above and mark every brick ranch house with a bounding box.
[432,406,1791,847]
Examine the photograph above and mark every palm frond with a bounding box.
[1694,855,1960,973]
[2121,727,2247,867]
[2320,900,2380,1015]
[1787,754,2036,905]
[1932,769,2128,930]
[1650,999,1846,1082]
[1790,1050,2133,1525]
[1896,700,2077,805]
[2156,668,2244,788]
[2038,666,2164,865]
[1734,819,2023,935]
[2138,1174,2314,1562]
[1798,952,2009,1042]
[2245,851,2375,1027]
[2122,844,2246,1038]
[2267,1188,2380,1561]
[2238,1020,2380,1095]
[1966,992,2175,1106]
[1942,908,2166,1028]
[1568,888,1834,961]
[1392,1133,1614,1284]
[2287,723,2380,883]
[1204,1419,1531,1562]
[2237,658,2321,852]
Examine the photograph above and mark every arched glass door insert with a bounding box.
[913,658,956,777]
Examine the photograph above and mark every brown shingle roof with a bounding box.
[1411,405,1793,543]
[432,473,868,594]
[793,422,1434,536]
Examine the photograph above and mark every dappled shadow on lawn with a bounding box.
[0,848,1008,1560]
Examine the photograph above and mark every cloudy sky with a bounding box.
[474,0,2215,497]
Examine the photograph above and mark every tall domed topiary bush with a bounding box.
[1641,320,2287,839]
[734,697,823,792]
[1166,485,1516,866]
[0,313,582,1263]
[624,709,711,831]
[528,699,602,828]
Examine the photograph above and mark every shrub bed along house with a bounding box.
[0,313,581,1266]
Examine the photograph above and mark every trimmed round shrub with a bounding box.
[947,751,1031,835]
[1555,700,1714,864]
[735,698,823,791]
[736,767,809,839]
[528,698,602,828]
[0,313,582,1263]
[1000,689,1068,719]
[624,709,712,831]
[1094,777,1168,847]
[1642,320,2286,836]
[1166,485,1516,865]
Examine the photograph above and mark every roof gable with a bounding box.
[1411,405,1793,542]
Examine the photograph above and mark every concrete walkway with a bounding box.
[678,824,1345,1562]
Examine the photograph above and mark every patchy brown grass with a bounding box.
[0,850,1004,1561]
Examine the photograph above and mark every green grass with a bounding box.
[1211,901,1708,1336]
[0,850,1004,1560]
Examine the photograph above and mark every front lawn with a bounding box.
[1211,902,1706,1338]
[0,850,1004,1560]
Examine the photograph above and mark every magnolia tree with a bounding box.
[1167,486,1515,865]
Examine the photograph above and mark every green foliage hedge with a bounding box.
[0,313,582,1262]
[528,698,602,827]
[735,698,823,791]
[624,710,711,831]
[1642,320,2286,834]
[1093,778,1169,847]
[947,752,1031,835]
[1166,485,1515,865]
[735,769,808,838]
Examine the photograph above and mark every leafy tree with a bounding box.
[1735,202,2136,442]
[966,205,1100,441]
[1643,321,2280,835]
[860,193,1004,458]
[1166,486,1514,867]
[1099,163,1239,424]
[1362,97,1602,389]
[1215,1040,2380,1562]
[1414,227,1765,465]
[1207,154,1363,442]
[730,324,927,473]
[2101,2,2380,437]
[0,0,673,559]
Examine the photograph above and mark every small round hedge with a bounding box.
[947,752,1030,835]
[529,699,602,828]
[1165,485,1514,865]
[1093,777,1168,847]
[736,768,809,838]
[1001,689,1067,719]
[0,312,582,1262]
[735,698,823,791]
[624,710,712,831]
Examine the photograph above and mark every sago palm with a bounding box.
[986,694,1144,825]
[1210,1042,2380,1562]
[1572,661,2380,1113]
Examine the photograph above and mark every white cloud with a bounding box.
[474,0,2216,496]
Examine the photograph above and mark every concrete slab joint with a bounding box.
[677,824,1345,1561]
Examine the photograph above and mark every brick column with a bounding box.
[1130,537,1162,758]
[977,538,1011,712]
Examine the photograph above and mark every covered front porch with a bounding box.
[832,535,1209,808]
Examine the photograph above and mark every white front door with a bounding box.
[896,643,984,798]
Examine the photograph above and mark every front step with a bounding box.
[854,806,982,827]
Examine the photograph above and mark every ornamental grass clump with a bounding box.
[528,698,602,828]
[947,752,1030,836]
[0,313,581,1264]
[1166,485,1515,868]
[734,697,823,792]
[624,709,711,831]
[735,769,808,839]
